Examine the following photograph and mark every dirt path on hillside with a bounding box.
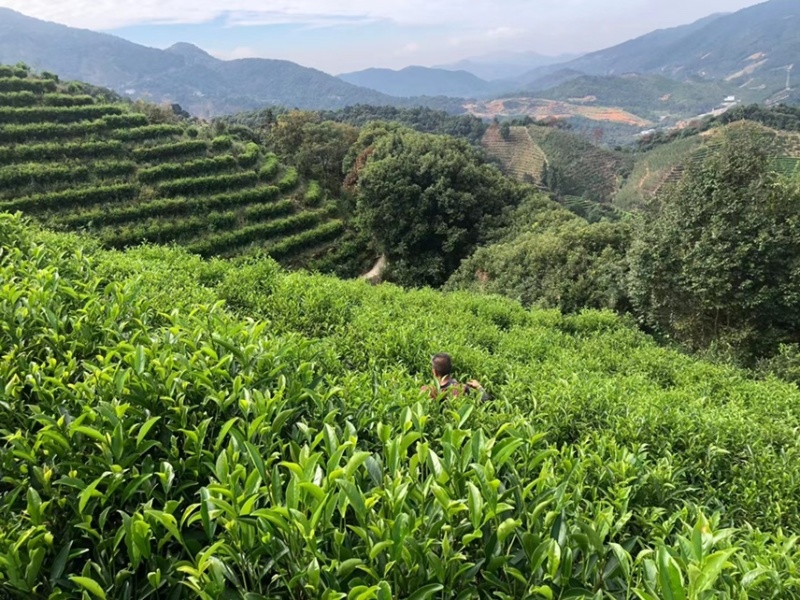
[362,255,387,284]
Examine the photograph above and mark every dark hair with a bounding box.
[432,353,453,377]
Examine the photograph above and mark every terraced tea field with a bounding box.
[527,124,632,204]
[481,124,547,184]
[616,122,800,208]
[0,66,346,262]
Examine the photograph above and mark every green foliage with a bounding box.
[186,206,334,256]
[267,220,346,258]
[101,113,151,129]
[236,142,260,168]
[112,124,184,142]
[157,173,259,197]
[0,77,57,93]
[132,140,209,162]
[305,181,323,206]
[259,154,280,181]
[615,136,704,210]
[448,196,631,313]
[41,93,96,107]
[0,163,90,191]
[352,125,525,287]
[138,156,238,184]
[317,105,489,144]
[0,183,139,212]
[0,119,111,143]
[0,91,38,107]
[1,213,800,598]
[0,140,127,165]
[0,104,124,124]
[277,166,300,192]
[530,125,633,205]
[628,123,800,361]
[210,135,234,151]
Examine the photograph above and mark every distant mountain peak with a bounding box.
[166,42,216,63]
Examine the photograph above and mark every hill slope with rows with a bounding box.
[2,213,800,598]
[481,124,547,185]
[0,65,348,265]
[526,124,633,205]
[616,121,800,209]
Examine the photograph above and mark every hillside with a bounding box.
[534,73,755,122]
[517,13,726,86]
[616,119,800,209]
[481,123,547,184]
[3,211,800,597]
[520,0,799,103]
[465,97,652,127]
[0,8,461,117]
[338,66,497,99]
[527,124,633,204]
[0,66,349,264]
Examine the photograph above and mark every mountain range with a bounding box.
[434,51,582,81]
[0,0,798,121]
[518,0,798,101]
[0,8,460,117]
[338,66,501,99]
[338,0,799,110]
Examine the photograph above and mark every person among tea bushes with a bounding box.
[423,352,490,401]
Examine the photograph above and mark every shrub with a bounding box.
[157,173,259,197]
[132,140,209,162]
[304,181,323,206]
[211,135,233,151]
[138,156,238,184]
[112,124,184,142]
[0,105,124,125]
[0,183,139,212]
[277,166,300,192]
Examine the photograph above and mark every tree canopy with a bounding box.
[351,125,524,288]
[628,123,800,361]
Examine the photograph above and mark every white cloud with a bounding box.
[0,0,766,72]
[394,42,421,57]
[0,0,531,30]
[207,46,262,61]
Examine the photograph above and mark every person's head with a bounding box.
[432,353,453,379]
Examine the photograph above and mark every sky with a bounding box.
[0,0,766,73]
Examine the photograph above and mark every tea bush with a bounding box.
[2,213,800,598]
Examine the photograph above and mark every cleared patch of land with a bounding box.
[464,98,652,127]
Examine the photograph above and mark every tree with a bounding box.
[270,111,358,192]
[628,123,800,362]
[447,196,631,313]
[352,127,524,288]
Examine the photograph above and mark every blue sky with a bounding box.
[0,0,765,73]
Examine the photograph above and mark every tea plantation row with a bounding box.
[0,66,346,265]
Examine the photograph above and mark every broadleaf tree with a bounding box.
[628,123,800,362]
[352,125,524,287]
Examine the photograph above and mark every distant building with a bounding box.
[724,95,736,103]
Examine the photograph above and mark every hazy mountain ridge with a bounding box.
[435,51,582,81]
[519,0,798,99]
[337,66,499,99]
[0,8,460,117]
